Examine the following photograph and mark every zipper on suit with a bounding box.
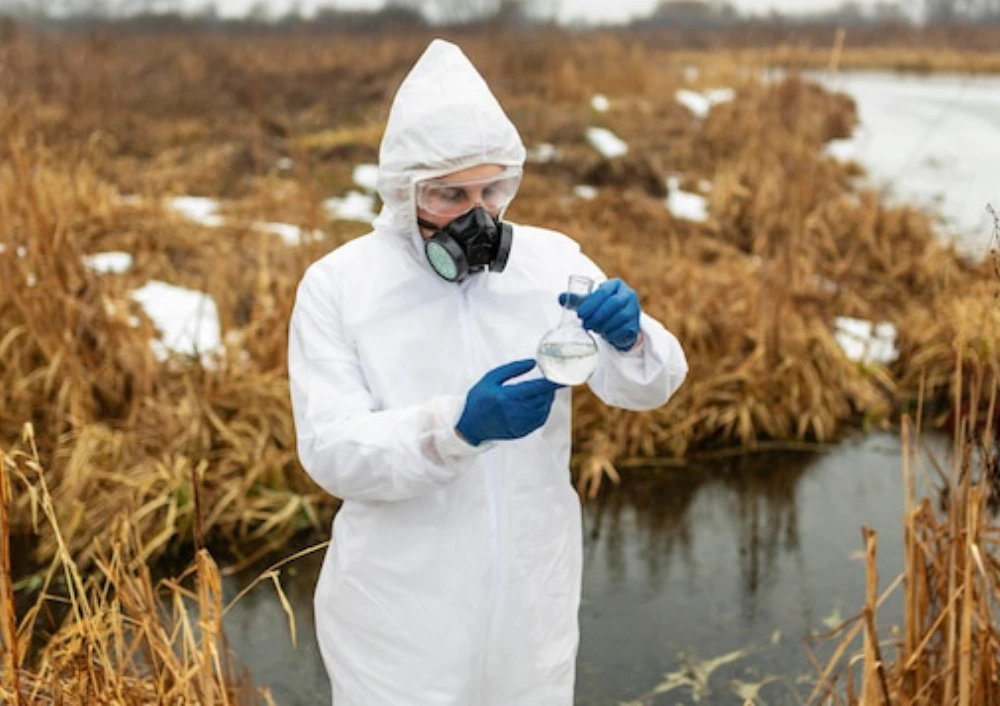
[458,279,500,702]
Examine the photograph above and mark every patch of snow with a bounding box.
[683,65,700,82]
[167,196,224,228]
[665,176,709,222]
[352,164,380,192]
[705,88,735,105]
[252,222,322,246]
[131,280,223,366]
[527,143,560,163]
[323,192,379,224]
[0,243,6,254]
[26,273,36,288]
[834,316,899,364]
[675,88,735,118]
[698,179,713,193]
[16,246,26,258]
[825,137,859,162]
[586,127,628,159]
[811,275,839,294]
[675,89,711,118]
[276,157,293,171]
[591,94,610,112]
[574,185,598,200]
[84,251,134,274]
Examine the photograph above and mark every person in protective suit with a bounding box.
[288,39,688,706]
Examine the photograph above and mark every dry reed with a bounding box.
[1,426,276,704]
[0,29,995,562]
[807,209,1000,705]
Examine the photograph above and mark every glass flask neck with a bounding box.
[560,274,593,326]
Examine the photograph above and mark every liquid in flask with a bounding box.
[537,275,599,386]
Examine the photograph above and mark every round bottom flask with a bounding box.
[537,274,599,386]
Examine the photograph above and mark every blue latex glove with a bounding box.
[560,278,641,352]
[456,360,564,447]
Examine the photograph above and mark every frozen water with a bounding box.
[574,185,598,200]
[815,71,1000,258]
[591,94,610,112]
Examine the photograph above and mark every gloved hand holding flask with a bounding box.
[456,359,563,446]
[561,277,642,352]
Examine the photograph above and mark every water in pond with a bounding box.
[218,429,951,705]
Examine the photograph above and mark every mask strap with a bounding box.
[417,217,441,232]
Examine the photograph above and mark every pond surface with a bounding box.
[219,429,951,705]
[812,70,1000,258]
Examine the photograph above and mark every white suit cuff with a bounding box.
[620,329,646,358]
[429,395,498,459]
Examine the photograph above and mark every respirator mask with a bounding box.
[415,167,521,282]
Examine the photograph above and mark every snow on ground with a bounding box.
[675,88,735,118]
[166,196,224,227]
[84,252,134,274]
[251,222,323,246]
[323,192,379,223]
[131,280,223,365]
[834,317,899,365]
[574,185,598,200]
[352,164,380,192]
[586,127,628,159]
[815,71,1000,258]
[527,143,559,163]
[665,175,709,222]
[591,94,610,112]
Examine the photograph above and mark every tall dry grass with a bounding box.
[807,209,1000,705]
[0,29,997,566]
[1,427,275,704]
[808,404,1000,704]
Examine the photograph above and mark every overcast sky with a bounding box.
[204,0,909,24]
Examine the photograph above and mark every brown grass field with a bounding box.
[1,24,999,703]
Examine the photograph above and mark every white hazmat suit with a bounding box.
[288,39,688,705]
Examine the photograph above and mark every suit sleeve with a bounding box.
[574,253,689,411]
[287,269,491,503]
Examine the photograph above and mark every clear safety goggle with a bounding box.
[415,167,522,219]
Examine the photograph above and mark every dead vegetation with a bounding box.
[0,28,996,566]
[1,429,274,705]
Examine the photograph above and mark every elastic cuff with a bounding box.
[620,330,646,357]
[429,395,498,459]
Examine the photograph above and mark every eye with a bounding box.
[438,187,467,203]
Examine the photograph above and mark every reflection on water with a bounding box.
[217,430,949,705]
